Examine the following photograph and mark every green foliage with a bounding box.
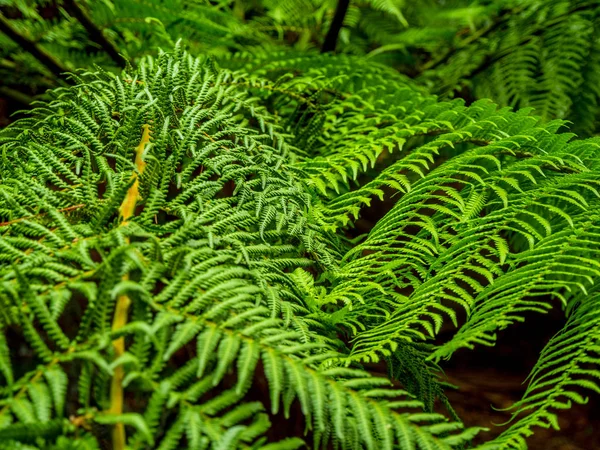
[0,47,481,450]
[419,0,600,136]
[1,1,600,449]
[5,0,600,137]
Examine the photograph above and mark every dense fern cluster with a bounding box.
[0,47,472,449]
[2,1,600,449]
[240,53,600,447]
[1,42,600,449]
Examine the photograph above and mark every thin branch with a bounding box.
[0,13,69,79]
[321,0,350,53]
[63,0,125,68]
[0,86,33,107]
[0,58,57,88]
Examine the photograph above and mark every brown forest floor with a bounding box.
[439,307,600,449]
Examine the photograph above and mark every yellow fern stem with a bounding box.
[109,124,151,450]
[108,286,131,450]
[119,124,150,225]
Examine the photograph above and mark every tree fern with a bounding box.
[219,50,600,447]
[0,46,484,449]
[2,2,600,449]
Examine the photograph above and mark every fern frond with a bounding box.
[480,288,600,449]
[0,47,480,449]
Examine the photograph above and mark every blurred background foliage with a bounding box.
[1,0,599,135]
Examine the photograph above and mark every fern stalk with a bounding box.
[322,0,350,52]
[109,124,151,449]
